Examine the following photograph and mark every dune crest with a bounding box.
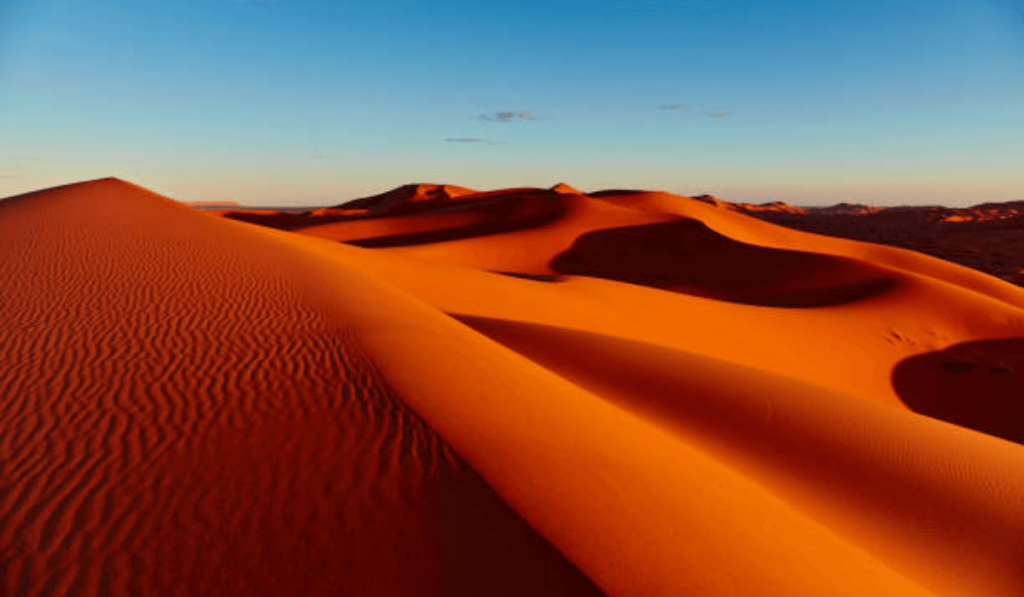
[550,182,582,194]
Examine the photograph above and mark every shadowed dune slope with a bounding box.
[893,338,1024,445]
[0,179,603,597]
[551,219,901,307]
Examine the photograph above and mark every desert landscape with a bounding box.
[1,177,1022,597]
[3,0,1023,594]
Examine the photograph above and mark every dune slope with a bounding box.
[550,219,901,307]
[893,338,1024,445]
[0,179,602,597]
[452,316,1024,597]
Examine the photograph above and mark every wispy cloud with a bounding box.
[704,109,730,118]
[479,110,535,122]
[444,137,505,145]
[658,104,689,110]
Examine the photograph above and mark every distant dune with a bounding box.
[727,197,1024,285]
[2,178,1023,597]
[186,200,242,208]
[334,183,479,214]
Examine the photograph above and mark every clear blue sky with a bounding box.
[1,0,1021,206]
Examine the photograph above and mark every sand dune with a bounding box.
[726,196,1024,288]
[334,183,478,214]
[550,219,901,307]
[373,191,676,274]
[308,188,576,249]
[589,190,1024,309]
[2,178,1023,596]
[217,207,369,230]
[451,316,1024,597]
[0,179,601,597]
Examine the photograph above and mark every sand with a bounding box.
[730,198,1024,286]
[1,178,1022,597]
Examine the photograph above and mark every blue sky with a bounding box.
[0,0,1021,205]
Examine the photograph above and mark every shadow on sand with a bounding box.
[550,219,900,308]
[892,338,1024,445]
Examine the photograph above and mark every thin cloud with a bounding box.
[444,137,505,145]
[705,109,730,118]
[479,110,535,122]
[658,104,689,110]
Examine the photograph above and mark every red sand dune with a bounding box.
[550,219,901,307]
[2,178,1024,597]
[0,180,600,597]
[728,198,1024,286]
[334,183,478,214]
[217,207,369,230]
[186,200,242,208]
[300,188,578,249]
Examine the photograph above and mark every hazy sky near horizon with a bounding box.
[0,0,1021,206]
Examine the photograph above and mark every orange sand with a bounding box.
[1,178,1022,597]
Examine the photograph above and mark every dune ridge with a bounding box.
[2,178,1023,596]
